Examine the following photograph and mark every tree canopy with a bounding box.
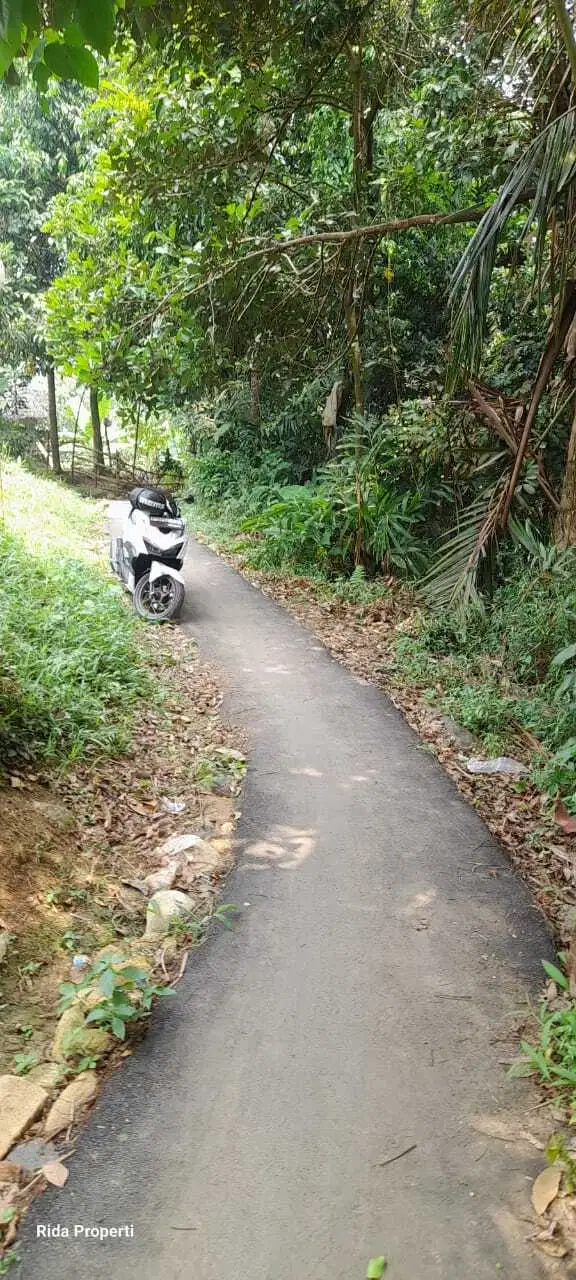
[2,0,576,555]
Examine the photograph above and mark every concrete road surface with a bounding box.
[17,540,552,1279]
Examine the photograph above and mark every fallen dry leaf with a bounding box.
[41,1161,69,1188]
[536,1239,568,1258]
[532,1165,563,1216]
[127,800,157,817]
[471,1115,544,1149]
[0,1161,20,1185]
[555,801,576,835]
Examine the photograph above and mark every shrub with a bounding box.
[243,486,338,570]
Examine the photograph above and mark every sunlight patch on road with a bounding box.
[240,824,316,870]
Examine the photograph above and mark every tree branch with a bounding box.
[127,199,528,338]
[500,280,576,524]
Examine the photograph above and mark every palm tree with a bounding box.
[423,0,576,607]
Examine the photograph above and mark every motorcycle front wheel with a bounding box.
[133,571,185,622]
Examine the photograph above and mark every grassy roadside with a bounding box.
[0,461,150,766]
[0,463,244,1265]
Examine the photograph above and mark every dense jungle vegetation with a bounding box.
[1,0,576,804]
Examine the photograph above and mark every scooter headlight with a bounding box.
[144,539,184,557]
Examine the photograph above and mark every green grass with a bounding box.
[185,500,247,552]
[392,558,576,801]
[0,459,105,560]
[511,960,576,1117]
[0,460,150,766]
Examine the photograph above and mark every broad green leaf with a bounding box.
[111,1016,126,1039]
[54,0,74,21]
[109,1000,134,1019]
[551,642,576,667]
[542,960,569,990]
[99,966,116,998]
[0,19,22,76]
[44,39,99,87]
[86,1007,108,1024]
[63,22,86,45]
[75,0,114,56]
[366,1259,387,1278]
[0,0,18,40]
[21,0,39,30]
[32,58,50,90]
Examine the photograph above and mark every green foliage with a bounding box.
[393,543,576,792]
[12,1050,39,1074]
[332,564,390,605]
[0,526,149,763]
[535,738,576,811]
[0,412,40,458]
[552,642,576,701]
[511,959,576,1108]
[58,952,173,1043]
[0,0,144,85]
[243,486,338,570]
[451,110,576,379]
[0,460,150,764]
[543,960,570,990]
[242,476,426,577]
[0,1247,19,1274]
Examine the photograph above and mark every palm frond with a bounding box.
[419,485,504,613]
[472,0,569,118]
[450,108,576,380]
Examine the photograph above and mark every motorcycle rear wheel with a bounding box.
[133,571,185,622]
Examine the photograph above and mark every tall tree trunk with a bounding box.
[103,416,112,467]
[46,365,61,475]
[250,364,261,424]
[346,40,367,426]
[557,402,576,545]
[132,402,142,478]
[346,292,364,422]
[90,387,105,471]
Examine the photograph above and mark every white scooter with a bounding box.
[109,487,188,621]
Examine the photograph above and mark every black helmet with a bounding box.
[128,487,178,517]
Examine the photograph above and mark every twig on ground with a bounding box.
[170,950,190,987]
[377,1143,418,1169]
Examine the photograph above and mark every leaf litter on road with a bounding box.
[532,1165,563,1216]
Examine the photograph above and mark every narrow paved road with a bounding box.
[18,542,551,1279]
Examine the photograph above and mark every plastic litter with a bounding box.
[71,954,90,971]
[161,796,186,814]
[466,757,528,776]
